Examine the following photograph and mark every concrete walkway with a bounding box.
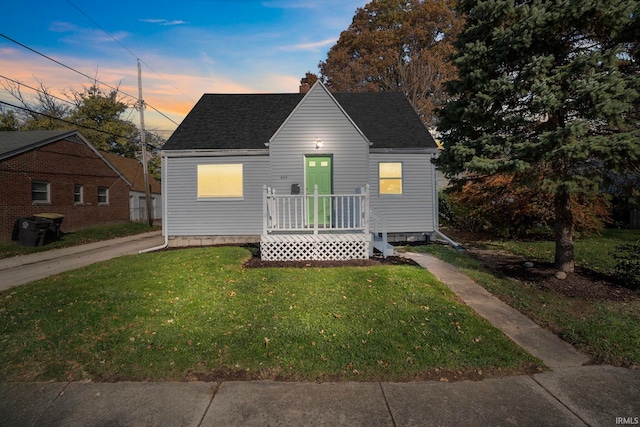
[401,252,591,369]
[0,242,638,426]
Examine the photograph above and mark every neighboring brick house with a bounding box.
[100,151,162,222]
[0,130,130,242]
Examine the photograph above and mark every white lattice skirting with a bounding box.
[260,234,369,261]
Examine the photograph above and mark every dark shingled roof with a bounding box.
[164,94,304,151]
[164,91,437,151]
[0,130,78,159]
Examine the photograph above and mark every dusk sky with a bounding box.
[0,0,365,136]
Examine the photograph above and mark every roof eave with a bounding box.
[369,147,439,154]
[0,130,79,161]
[162,149,269,158]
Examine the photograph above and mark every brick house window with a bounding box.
[98,187,109,204]
[32,182,50,203]
[74,185,84,204]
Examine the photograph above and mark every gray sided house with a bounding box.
[162,81,440,261]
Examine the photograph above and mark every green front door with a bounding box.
[305,156,332,226]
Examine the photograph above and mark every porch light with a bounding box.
[315,138,323,149]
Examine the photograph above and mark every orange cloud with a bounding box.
[0,47,305,134]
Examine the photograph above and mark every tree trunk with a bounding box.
[554,190,575,273]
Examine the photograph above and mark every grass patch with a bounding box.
[412,244,640,367]
[0,222,160,259]
[0,247,540,382]
[484,229,640,274]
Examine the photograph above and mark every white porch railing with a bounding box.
[263,184,369,235]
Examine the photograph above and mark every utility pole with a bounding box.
[137,59,154,227]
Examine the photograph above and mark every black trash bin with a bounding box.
[33,213,64,239]
[16,217,53,247]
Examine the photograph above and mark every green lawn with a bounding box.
[0,246,540,382]
[412,232,640,367]
[477,228,640,274]
[0,222,160,259]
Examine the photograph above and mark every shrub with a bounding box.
[614,242,640,290]
[438,189,484,233]
[443,174,611,238]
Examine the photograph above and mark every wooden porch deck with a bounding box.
[260,185,391,261]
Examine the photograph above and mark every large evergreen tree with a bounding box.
[319,0,463,126]
[436,0,640,273]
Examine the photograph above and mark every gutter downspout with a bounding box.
[432,157,464,251]
[140,154,169,253]
[434,229,464,250]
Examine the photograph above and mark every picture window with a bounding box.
[197,164,244,198]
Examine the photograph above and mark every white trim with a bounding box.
[162,149,268,158]
[369,147,439,154]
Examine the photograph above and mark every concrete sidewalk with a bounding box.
[1,365,638,426]
[0,244,638,426]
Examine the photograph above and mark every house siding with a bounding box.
[269,86,370,196]
[164,155,269,236]
[0,138,129,242]
[369,153,437,234]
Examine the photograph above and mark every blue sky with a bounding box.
[0,0,365,134]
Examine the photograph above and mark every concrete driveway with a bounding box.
[0,231,164,291]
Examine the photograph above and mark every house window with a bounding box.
[74,185,84,204]
[98,187,109,204]
[379,162,403,195]
[197,164,243,198]
[32,182,50,203]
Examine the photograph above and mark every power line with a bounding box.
[0,33,181,126]
[66,0,196,105]
[145,103,180,126]
[0,74,77,108]
[0,74,179,130]
[0,100,164,150]
[0,99,129,139]
[137,58,196,104]
[66,0,138,60]
[0,33,137,103]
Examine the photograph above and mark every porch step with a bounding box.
[371,236,395,257]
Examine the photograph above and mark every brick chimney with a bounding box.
[299,77,310,93]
